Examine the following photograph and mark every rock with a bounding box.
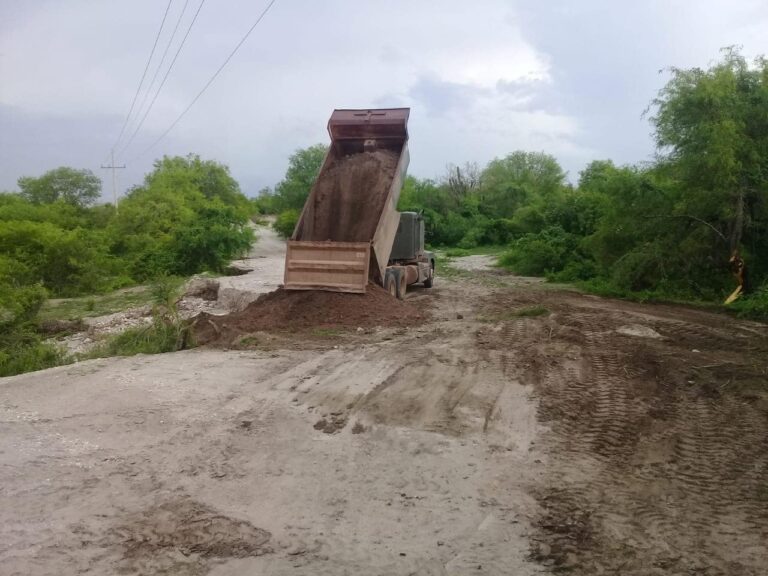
[223,264,253,276]
[456,313,464,320]
[38,318,87,336]
[184,277,220,301]
[616,324,663,339]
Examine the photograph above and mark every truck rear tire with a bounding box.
[423,263,434,288]
[385,270,397,298]
[396,270,407,300]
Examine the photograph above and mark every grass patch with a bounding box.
[480,305,550,322]
[443,245,508,258]
[85,317,193,358]
[80,275,193,359]
[39,277,186,322]
[0,339,68,377]
[41,287,151,321]
[434,254,472,279]
[237,335,261,347]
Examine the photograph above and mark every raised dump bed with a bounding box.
[284,108,410,293]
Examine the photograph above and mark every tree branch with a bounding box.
[644,214,728,243]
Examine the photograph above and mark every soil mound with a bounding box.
[193,284,424,345]
[295,149,399,242]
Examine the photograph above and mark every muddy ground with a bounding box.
[2,248,767,575]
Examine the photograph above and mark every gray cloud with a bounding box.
[1,0,767,196]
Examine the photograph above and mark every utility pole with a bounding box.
[101,149,126,212]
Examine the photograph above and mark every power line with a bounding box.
[101,151,126,212]
[110,0,174,153]
[127,0,190,145]
[118,0,204,158]
[123,0,190,155]
[129,0,279,163]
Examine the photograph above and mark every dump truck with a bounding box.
[283,108,434,299]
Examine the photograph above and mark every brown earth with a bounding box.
[193,283,425,345]
[294,149,399,242]
[2,258,767,575]
[476,288,768,574]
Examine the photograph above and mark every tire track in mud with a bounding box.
[478,291,768,575]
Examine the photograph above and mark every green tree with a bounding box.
[651,47,768,258]
[273,144,328,211]
[110,155,253,279]
[18,167,101,207]
[144,155,247,209]
[481,151,566,218]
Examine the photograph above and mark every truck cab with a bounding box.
[386,211,435,297]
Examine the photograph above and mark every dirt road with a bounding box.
[2,251,767,575]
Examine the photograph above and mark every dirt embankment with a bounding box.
[193,284,425,345]
[295,149,399,242]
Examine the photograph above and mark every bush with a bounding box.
[729,283,768,321]
[0,336,63,377]
[0,283,65,377]
[88,317,192,358]
[273,209,299,238]
[499,227,577,276]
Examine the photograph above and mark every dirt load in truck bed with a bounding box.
[294,149,399,242]
[193,284,424,344]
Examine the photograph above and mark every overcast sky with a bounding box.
[2,0,768,199]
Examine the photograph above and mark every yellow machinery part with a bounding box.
[724,285,742,305]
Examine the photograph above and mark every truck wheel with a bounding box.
[423,263,434,288]
[385,270,397,298]
[396,270,407,300]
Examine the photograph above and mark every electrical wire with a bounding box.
[110,0,174,154]
[125,0,191,148]
[128,0,278,163]
[118,0,205,158]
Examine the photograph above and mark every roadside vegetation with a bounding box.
[0,155,254,376]
[256,48,768,320]
[2,48,767,378]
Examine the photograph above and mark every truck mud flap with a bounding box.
[284,241,371,293]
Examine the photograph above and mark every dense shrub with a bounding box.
[273,209,300,238]
[0,283,63,377]
[499,227,578,276]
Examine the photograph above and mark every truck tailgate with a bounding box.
[283,240,370,293]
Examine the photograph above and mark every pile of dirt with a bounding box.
[295,149,399,242]
[193,284,425,345]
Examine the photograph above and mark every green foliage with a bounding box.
[18,166,101,207]
[87,316,192,358]
[480,305,550,322]
[729,283,768,320]
[0,220,118,295]
[251,187,278,215]
[109,154,253,280]
[0,154,252,376]
[481,151,566,218]
[499,227,578,276]
[0,282,64,377]
[86,274,191,359]
[0,337,63,378]
[394,49,768,318]
[273,209,300,238]
[39,285,178,322]
[651,46,768,267]
[272,144,328,212]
